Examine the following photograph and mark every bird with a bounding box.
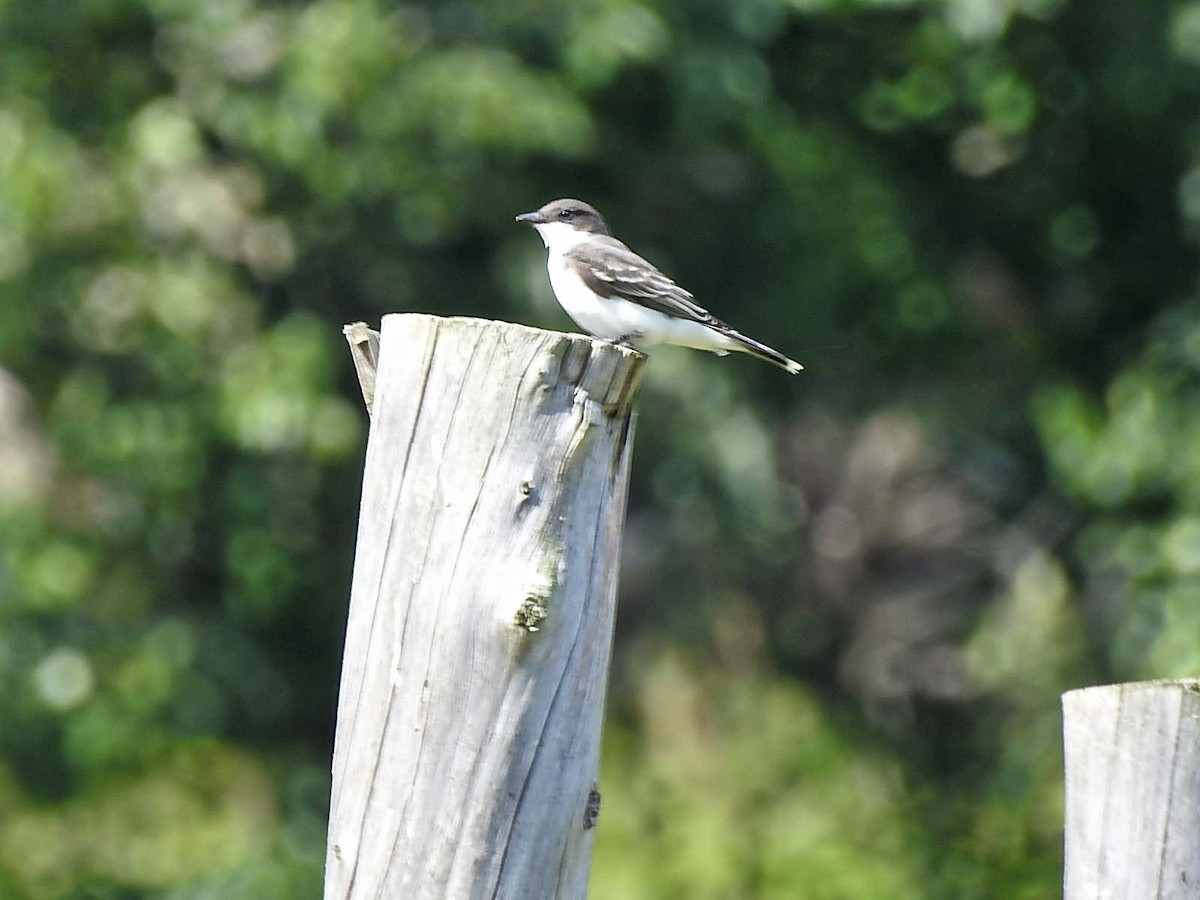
[515,198,803,374]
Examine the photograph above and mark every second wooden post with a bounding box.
[1063,679,1200,898]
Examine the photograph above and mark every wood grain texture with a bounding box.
[325,314,644,900]
[1063,680,1200,899]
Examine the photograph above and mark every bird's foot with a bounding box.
[611,332,643,349]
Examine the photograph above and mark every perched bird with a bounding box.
[516,198,803,374]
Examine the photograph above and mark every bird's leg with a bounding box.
[612,332,643,349]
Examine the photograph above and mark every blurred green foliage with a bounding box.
[2,0,1199,896]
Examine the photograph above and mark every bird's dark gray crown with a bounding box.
[517,198,610,235]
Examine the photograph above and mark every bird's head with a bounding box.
[516,199,610,250]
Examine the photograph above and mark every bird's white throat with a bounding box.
[532,221,593,253]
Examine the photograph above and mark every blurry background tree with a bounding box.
[2,0,1198,896]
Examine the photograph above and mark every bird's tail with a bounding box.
[722,327,804,374]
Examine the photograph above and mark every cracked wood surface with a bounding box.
[325,314,644,900]
[1063,680,1200,899]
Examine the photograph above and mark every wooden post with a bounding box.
[325,314,644,900]
[1062,680,1200,899]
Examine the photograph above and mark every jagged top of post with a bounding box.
[343,314,645,418]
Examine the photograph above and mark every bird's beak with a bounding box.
[515,210,544,224]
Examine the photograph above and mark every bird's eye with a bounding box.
[558,208,574,220]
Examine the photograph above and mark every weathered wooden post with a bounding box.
[1062,679,1200,899]
[325,314,643,900]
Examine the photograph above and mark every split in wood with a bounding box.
[342,321,381,414]
[583,786,601,829]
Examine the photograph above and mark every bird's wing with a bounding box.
[565,236,726,326]
[566,235,804,373]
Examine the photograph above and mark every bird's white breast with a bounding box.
[546,253,627,339]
